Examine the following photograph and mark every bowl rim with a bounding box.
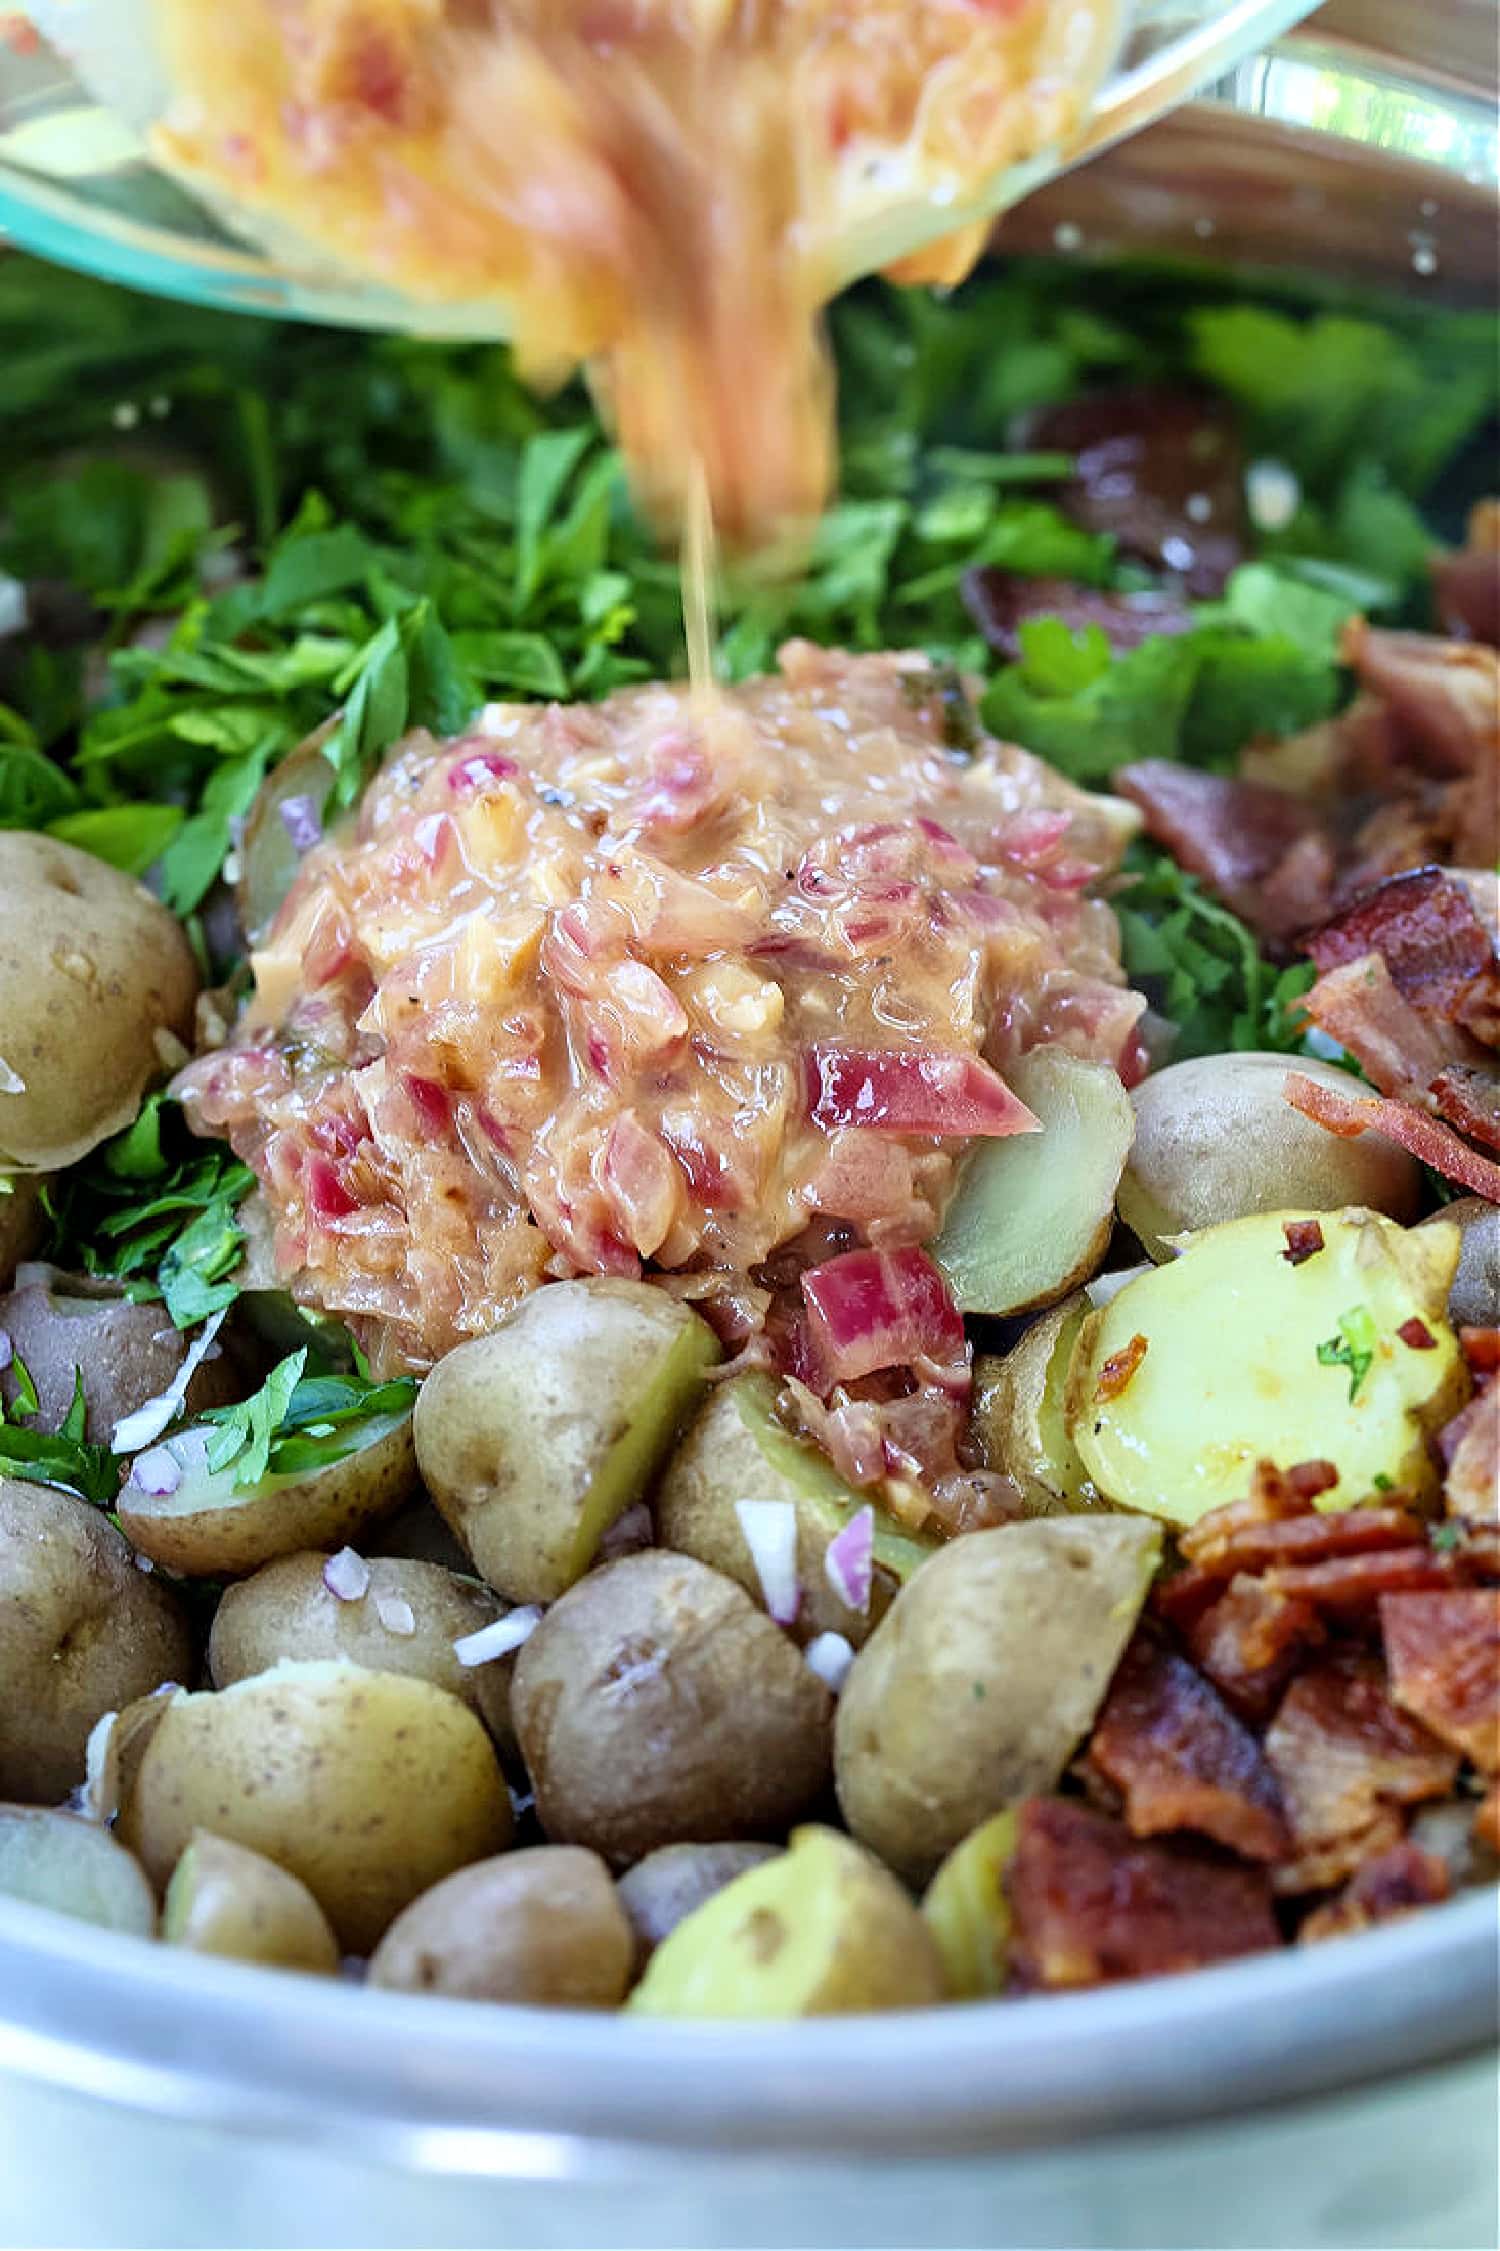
[0,1883,1495,2170]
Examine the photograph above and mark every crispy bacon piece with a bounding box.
[1381,1590,1500,1773]
[1006,1796,1279,1989]
[1461,1329,1500,1376]
[1086,1635,1291,1860]
[1275,1811,1407,1898]
[1306,865,1500,1028]
[1095,1333,1148,1402]
[1283,1070,1500,1203]
[1282,1219,1325,1267]
[1430,1064,1500,1156]
[962,572,1196,661]
[1114,762,1332,944]
[1344,620,1500,780]
[1185,1575,1326,1725]
[1433,501,1500,649]
[1302,955,1469,1101]
[1017,389,1245,596]
[1265,1653,1459,1875]
[1180,1495,1424,1577]
[1299,1840,1452,1942]
[1261,1547,1457,1613]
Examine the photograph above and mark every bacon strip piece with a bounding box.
[1006,1797,1278,1990]
[1265,1653,1459,1874]
[1303,956,1469,1101]
[1344,621,1500,779]
[1115,762,1331,943]
[1180,1498,1426,1577]
[1185,1575,1326,1725]
[1086,1635,1291,1860]
[1430,1064,1500,1156]
[1381,1589,1500,1773]
[1261,1548,1457,1613]
[1284,1069,1500,1203]
[1299,1840,1452,1942]
[1306,865,1500,1026]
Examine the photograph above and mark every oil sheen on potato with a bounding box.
[147,0,1119,549]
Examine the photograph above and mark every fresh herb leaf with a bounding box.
[203,1348,307,1483]
[199,1351,418,1488]
[1316,1304,1379,1402]
[0,1420,120,1506]
[1116,844,1314,1061]
[5,1350,39,1421]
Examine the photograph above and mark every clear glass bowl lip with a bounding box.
[0,1884,1495,2169]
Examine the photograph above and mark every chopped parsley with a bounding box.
[0,1359,119,1506]
[200,1349,418,1489]
[1316,1305,1380,1402]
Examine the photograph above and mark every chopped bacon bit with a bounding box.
[1306,865,1499,1025]
[1115,763,1330,943]
[1284,1069,1500,1203]
[1086,1635,1291,1861]
[1095,1334,1148,1403]
[1181,1498,1422,1578]
[1300,1840,1452,1942]
[1461,1328,1500,1376]
[1381,1589,1500,1773]
[1262,1547,1457,1613]
[1443,1382,1499,1524]
[1282,1219,1325,1267]
[1430,1064,1500,1156]
[1397,1317,1437,1351]
[1185,1575,1327,1725]
[1275,1811,1407,1899]
[1302,955,1464,1102]
[1265,1653,1459,1867]
[1006,1797,1278,1990]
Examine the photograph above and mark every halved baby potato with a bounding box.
[368,1846,635,2007]
[921,1808,1019,2001]
[1068,1208,1468,1525]
[834,1516,1161,1886]
[163,1830,341,1974]
[656,1371,933,1645]
[414,1278,719,1605]
[627,1826,945,2019]
[0,1803,156,1937]
[118,1659,512,1952]
[933,1048,1134,1316]
[1119,1052,1423,1260]
[971,1295,1101,1517]
[116,1410,417,1577]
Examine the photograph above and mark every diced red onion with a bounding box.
[130,1445,182,1499]
[322,1547,370,1603]
[278,793,324,852]
[801,1246,966,1390]
[806,1046,1039,1139]
[375,1592,416,1638]
[453,1604,543,1668]
[307,1153,361,1224]
[734,1499,801,1626]
[824,1505,875,1615]
[449,748,519,795]
[804,1632,856,1693]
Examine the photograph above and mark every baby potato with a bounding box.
[656,1373,933,1646]
[628,1826,945,2018]
[0,1174,45,1288]
[617,1841,780,1966]
[834,1517,1161,1886]
[921,1810,1019,2000]
[1119,1052,1422,1259]
[369,1846,634,2006]
[0,1278,238,1442]
[933,1048,1135,1316]
[1420,1198,1499,1329]
[163,1830,340,1974]
[0,1803,156,1937]
[209,1550,516,1749]
[1069,1208,1468,1526]
[511,1551,833,1868]
[117,1659,512,1953]
[0,1477,193,1804]
[415,1279,720,1605]
[116,1409,417,1577]
[0,831,198,1172]
[971,1296,1101,1516]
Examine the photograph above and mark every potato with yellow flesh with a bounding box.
[971,1296,1101,1516]
[656,1372,933,1645]
[1069,1209,1468,1526]
[208,1550,516,1750]
[933,1049,1134,1316]
[834,1517,1160,1887]
[1420,1197,1499,1330]
[118,1660,512,1953]
[921,1809,1019,2000]
[414,1279,719,1605]
[0,1804,156,1937]
[163,1831,340,1974]
[0,832,198,1172]
[1119,1053,1422,1260]
[628,1826,944,2019]
[0,1478,192,1805]
[369,1847,634,2006]
[116,1410,417,1577]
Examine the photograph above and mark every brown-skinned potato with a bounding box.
[0,1278,238,1442]
[369,1846,635,2005]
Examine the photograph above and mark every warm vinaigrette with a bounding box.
[147,0,1119,550]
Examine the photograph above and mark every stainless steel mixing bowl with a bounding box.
[0,6,1496,2245]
